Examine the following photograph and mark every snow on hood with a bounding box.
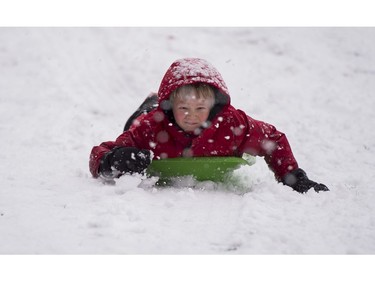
[157,58,231,105]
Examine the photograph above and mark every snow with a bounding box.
[1,27,375,274]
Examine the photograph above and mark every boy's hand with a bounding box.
[283,168,329,193]
[99,147,151,178]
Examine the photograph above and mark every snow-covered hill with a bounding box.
[1,28,375,259]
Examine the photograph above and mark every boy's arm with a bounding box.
[239,114,299,182]
[89,129,146,178]
[89,140,118,178]
[89,111,157,178]
[238,112,328,193]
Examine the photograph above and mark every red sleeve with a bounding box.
[89,112,159,178]
[89,129,145,178]
[238,111,299,181]
[89,141,116,178]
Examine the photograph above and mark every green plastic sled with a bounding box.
[146,156,254,183]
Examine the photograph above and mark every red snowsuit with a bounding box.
[89,58,299,181]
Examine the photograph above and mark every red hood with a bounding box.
[157,58,231,105]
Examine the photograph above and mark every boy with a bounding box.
[89,58,329,193]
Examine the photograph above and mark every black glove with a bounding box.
[282,168,329,193]
[99,147,151,178]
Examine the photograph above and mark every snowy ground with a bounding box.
[1,27,375,262]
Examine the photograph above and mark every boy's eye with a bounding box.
[197,107,206,110]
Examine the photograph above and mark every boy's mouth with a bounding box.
[184,121,199,127]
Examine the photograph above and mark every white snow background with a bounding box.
[0,27,374,274]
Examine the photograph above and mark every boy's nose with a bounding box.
[186,111,196,117]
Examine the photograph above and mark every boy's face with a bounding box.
[172,90,214,132]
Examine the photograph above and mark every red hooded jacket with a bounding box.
[89,58,298,181]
